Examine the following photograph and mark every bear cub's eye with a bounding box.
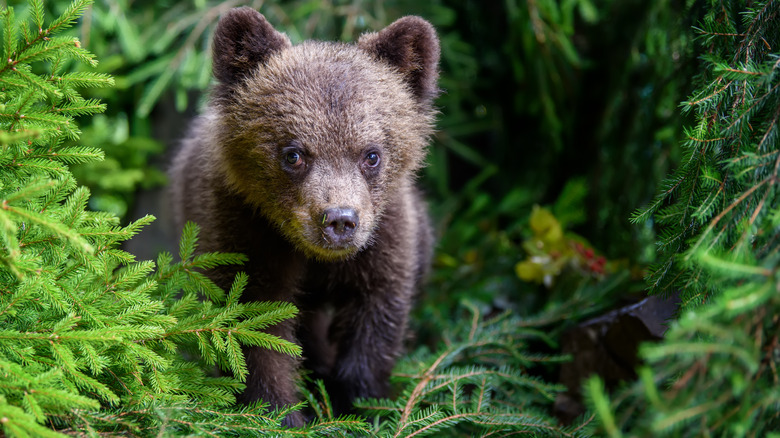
[281,141,306,170]
[285,151,302,166]
[364,151,380,168]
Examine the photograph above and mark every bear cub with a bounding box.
[170,7,439,427]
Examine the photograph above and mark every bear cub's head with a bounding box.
[206,8,439,261]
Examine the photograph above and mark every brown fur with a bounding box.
[170,7,439,427]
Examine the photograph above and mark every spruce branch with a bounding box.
[353,302,588,437]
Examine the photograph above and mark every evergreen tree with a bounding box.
[589,1,780,435]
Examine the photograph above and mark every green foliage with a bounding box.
[0,0,111,274]
[588,1,780,435]
[426,0,696,267]
[372,306,573,437]
[346,302,599,437]
[633,0,780,307]
[588,250,780,436]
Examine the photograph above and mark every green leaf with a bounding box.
[136,64,175,116]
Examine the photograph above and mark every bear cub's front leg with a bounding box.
[170,6,439,427]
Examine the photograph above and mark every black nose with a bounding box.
[321,207,359,243]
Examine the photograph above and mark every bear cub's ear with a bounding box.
[212,7,291,87]
[358,16,440,105]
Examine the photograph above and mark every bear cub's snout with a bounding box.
[321,207,359,245]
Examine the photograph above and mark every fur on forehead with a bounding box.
[239,42,418,118]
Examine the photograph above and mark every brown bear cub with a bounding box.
[169,7,439,427]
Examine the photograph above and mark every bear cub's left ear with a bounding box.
[358,16,440,105]
[212,7,291,87]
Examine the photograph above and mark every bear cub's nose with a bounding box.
[321,207,359,244]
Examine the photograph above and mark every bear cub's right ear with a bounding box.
[212,7,291,87]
